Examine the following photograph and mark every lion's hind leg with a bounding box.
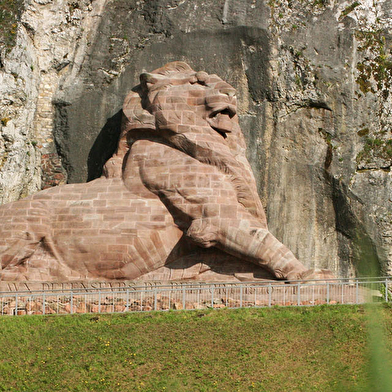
[0,236,42,280]
[0,199,70,281]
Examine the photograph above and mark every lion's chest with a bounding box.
[129,140,223,195]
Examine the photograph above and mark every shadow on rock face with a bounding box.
[87,110,123,181]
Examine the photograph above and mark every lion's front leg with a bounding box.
[185,217,307,280]
[136,139,310,281]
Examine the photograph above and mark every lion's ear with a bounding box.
[195,71,209,85]
[189,75,198,84]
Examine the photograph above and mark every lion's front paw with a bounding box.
[286,269,335,283]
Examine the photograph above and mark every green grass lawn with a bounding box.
[0,305,391,391]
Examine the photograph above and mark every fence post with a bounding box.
[98,291,101,313]
[154,288,157,311]
[70,291,73,314]
[356,279,359,304]
[126,289,129,311]
[240,285,243,308]
[268,284,272,307]
[297,283,300,306]
[209,286,213,309]
[254,285,256,307]
[385,279,389,303]
[43,293,46,315]
[341,281,344,304]
[183,286,186,310]
[327,282,330,304]
[15,293,18,316]
[312,285,315,306]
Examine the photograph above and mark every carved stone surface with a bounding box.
[0,62,330,282]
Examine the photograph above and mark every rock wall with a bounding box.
[0,0,391,277]
[0,0,107,201]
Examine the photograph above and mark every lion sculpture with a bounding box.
[0,62,328,282]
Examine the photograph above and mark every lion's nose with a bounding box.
[212,81,236,98]
[218,85,236,97]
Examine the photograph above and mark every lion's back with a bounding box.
[0,177,183,281]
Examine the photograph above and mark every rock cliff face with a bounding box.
[0,0,391,277]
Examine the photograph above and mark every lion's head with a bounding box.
[105,62,247,176]
[140,62,246,151]
[124,62,245,147]
[103,61,265,220]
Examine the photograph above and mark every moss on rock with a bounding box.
[357,137,392,165]
[0,0,24,53]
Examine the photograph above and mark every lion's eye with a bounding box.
[210,108,235,119]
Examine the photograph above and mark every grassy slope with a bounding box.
[0,305,391,392]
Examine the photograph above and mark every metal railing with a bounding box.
[0,277,390,316]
